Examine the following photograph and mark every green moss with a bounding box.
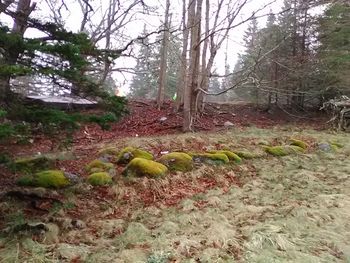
[85,159,114,173]
[123,158,168,178]
[158,152,193,172]
[16,175,35,186]
[98,147,119,156]
[330,142,344,149]
[290,139,309,150]
[87,172,113,186]
[117,147,153,165]
[208,150,242,163]
[17,170,70,188]
[12,155,54,174]
[192,153,230,165]
[233,150,261,159]
[264,145,304,156]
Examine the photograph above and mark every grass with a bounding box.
[1,127,349,262]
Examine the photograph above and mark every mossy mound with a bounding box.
[12,155,55,174]
[117,147,153,165]
[192,153,229,165]
[85,159,114,174]
[98,147,119,156]
[330,141,344,149]
[87,172,113,186]
[17,170,70,188]
[208,150,242,163]
[158,152,193,172]
[290,139,309,150]
[264,145,304,156]
[123,158,168,178]
[233,150,261,159]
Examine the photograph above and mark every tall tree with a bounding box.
[157,0,171,108]
[318,2,350,97]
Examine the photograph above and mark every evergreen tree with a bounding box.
[318,2,350,96]
[129,26,181,99]
[129,26,157,98]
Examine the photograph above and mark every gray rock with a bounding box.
[224,121,234,127]
[318,143,332,152]
[159,116,168,122]
[64,172,82,184]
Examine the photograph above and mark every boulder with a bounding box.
[158,152,193,172]
[123,158,168,178]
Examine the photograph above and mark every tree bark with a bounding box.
[183,0,197,132]
[175,0,189,111]
[157,0,170,109]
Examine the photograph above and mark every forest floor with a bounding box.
[1,101,349,262]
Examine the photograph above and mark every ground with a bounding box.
[0,102,349,262]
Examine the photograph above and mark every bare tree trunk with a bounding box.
[175,0,189,111]
[157,0,170,109]
[197,0,210,111]
[191,0,202,113]
[183,0,197,132]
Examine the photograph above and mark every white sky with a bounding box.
[1,0,284,95]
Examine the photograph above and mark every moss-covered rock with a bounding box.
[330,141,344,149]
[208,150,242,163]
[117,147,153,165]
[290,139,309,150]
[12,155,55,174]
[158,152,193,172]
[17,170,70,188]
[87,172,113,186]
[85,159,114,174]
[123,158,168,178]
[233,150,261,159]
[192,153,230,165]
[98,147,119,156]
[264,145,304,156]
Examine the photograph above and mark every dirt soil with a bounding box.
[0,126,349,262]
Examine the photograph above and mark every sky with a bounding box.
[0,0,284,95]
